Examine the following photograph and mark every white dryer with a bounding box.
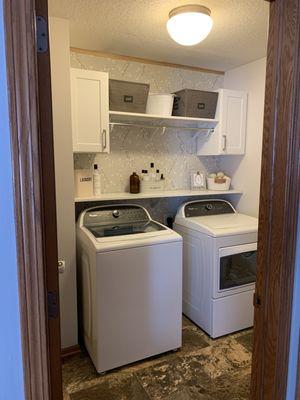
[77,204,182,373]
[174,199,258,338]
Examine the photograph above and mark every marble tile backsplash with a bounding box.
[71,52,223,193]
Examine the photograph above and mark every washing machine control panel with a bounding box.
[184,200,235,217]
[83,205,150,226]
[112,210,120,218]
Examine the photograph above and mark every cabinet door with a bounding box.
[218,89,247,155]
[197,89,247,156]
[71,68,109,153]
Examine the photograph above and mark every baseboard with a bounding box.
[61,345,81,361]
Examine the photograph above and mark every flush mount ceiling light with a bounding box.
[167,4,213,46]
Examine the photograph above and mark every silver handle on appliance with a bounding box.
[222,134,227,152]
[102,129,107,150]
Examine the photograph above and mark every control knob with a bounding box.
[112,210,120,218]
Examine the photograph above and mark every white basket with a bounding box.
[140,180,165,193]
[146,93,175,116]
[207,177,231,191]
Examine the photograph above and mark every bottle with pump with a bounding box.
[142,170,150,181]
[156,169,160,181]
[93,164,101,196]
[130,172,140,194]
[160,173,166,189]
[150,163,156,181]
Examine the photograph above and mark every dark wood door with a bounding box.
[4,0,63,399]
[251,0,300,399]
[35,1,63,399]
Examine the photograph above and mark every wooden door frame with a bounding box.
[251,0,300,398]
[3,0,62,399]
[3,0,299,399]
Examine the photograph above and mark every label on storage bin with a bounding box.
[74,169,93,197]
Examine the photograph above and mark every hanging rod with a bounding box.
[109,121,214,132]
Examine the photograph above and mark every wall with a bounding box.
[69,51,225,345]
[221,58,267,217]
[286,208,300,399]
[49,35,226,349]
[63,50,267,345]
[71,51,224,192]
[49,18,78,349]
[0,2,25,398]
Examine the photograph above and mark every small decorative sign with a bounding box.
[191,171,206,190]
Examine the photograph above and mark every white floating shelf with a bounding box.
[109,111,218,131]
[75,189,242,203]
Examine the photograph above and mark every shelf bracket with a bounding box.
[192,128,214,139]
[110,123,116,133]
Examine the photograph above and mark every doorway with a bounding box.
[3,0,300,399]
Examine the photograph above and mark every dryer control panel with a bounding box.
[184,200,235,218]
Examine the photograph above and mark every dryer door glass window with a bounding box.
[220,249,257,290]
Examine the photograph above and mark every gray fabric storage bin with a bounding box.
[172,89,218,118]
[109,79,150,113]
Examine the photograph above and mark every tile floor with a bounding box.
[63,316,253,400]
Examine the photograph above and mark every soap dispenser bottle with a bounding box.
[150,162,156,181]
[93,164,101,196]
[156,169,160,181]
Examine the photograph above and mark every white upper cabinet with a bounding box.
[197,89,247,156]
[70,68,109,153]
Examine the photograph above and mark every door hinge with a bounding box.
[36,16,48,53]
[47,291,59,319]
[253,292,262,308]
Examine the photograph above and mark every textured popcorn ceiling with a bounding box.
[48,0,269,71]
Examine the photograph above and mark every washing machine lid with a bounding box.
[87,220,166,238]
[78,204,182,251]
[175,200,258,237]
[81,204,167,238]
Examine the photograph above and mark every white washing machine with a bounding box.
[173,199,258,338]
[76,204,182,373]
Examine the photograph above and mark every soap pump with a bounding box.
[93,164,101,196]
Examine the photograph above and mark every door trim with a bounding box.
[251,0,300,398]
[4,0,62,399]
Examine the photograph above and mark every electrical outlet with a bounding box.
[164,215,174,228]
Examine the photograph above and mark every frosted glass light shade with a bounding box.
[167,5,213,46]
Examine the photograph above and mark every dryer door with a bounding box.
[213,242,257,298]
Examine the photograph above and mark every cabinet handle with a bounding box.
[102,129,107,150]
[222,134,227,152]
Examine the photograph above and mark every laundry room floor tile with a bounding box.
[63,317,253,400]
[69,374,150,400]
[235,331,253,353]
[135,339,251,399]
[62,350,98,393]
[176,328,210,356]
[182,315,197,330]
